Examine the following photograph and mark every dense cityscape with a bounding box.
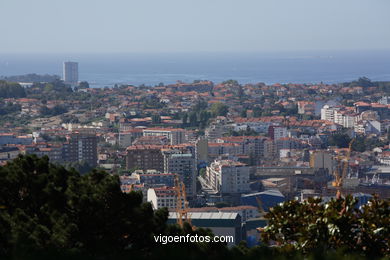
[1,60,389,258]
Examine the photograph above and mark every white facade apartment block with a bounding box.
[206,160,250,194]
[147,187,183,210]
[143,129,185,145]
[321,105,336,121]
[63,61,78,85]
[273,126,288,140]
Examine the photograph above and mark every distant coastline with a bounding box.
[1,50,390,87]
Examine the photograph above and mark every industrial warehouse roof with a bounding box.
[169,212,238,219]
[170,153,193,158]
[241,189,285,198]
[168,212,241,227]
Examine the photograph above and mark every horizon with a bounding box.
[1,0,390,53]
[1,49,390,86]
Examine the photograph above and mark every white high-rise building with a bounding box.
[321,105,336,121]
[63,61,78,85]
[206,160,250,194]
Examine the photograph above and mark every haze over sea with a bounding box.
[1,50,389,88]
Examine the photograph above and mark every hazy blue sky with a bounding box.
[1,0,389,53]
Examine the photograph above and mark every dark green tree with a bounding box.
[189,112,198,127]
[0,155,169,258]
[0,81,26,98]
[253,106,262,118]
[328,133,351,148]
[210,103,229,117]
[240,110,247,118]
[151,114,162,124]
[78,81,90,89]
[182,113,188,126]
[261,196,389,257]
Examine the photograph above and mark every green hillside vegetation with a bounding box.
[0,155,388,259]
[0,81,26,98]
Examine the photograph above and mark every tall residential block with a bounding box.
[126,145,165,172]
[206,160,250,194]
[65,131,98,167]
[63,61,79,85]
[163,151,196,199]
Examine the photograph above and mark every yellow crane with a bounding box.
[256,196,265,216]
[332,139,354,196]
[174,175,191,227]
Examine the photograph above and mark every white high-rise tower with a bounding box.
[63,61,78,85]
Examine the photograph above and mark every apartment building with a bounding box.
[163,151,196,199]
[206,160,250,194]
[143,128,186,145]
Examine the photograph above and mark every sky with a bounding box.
[0,0,390,53]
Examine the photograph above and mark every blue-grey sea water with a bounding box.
[0,50,389,88]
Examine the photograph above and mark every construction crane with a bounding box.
[174,175,191,227]
[332,139,354,196]
[128,183,135,192]
[256,196,265,216]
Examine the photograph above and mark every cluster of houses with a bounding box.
[2,79,390,245]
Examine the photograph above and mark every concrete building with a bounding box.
[206,160,250,194]
[25,143,64,163]
[136,172,176,187]
[379,96,390,105]
[65,131,98,167]
[240,189,285,212]
[186,205,260,222]
[126,145,165,172]
[333,110,357,128]
[216,136,271,160]
[0,133,33,145]
[195,137,208,163]
[310,150,333,174]
[163,152,196,199]
[63,61,78,85]
[321,105,337,121]
[147,186,183,210]
[354,120,382,135]
[168,212,242,246]
[298,101,315,115]
[205,124,229,141]
[268,126,288,140]
[119,129,143,148]
[143,128,186,145]
[0,146,20,163]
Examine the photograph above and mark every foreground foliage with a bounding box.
[261,196,389,257]
[0,155,389,259]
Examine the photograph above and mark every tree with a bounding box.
[1,155,384,259]
[0,155,169,258]
[189,112,198,127]
[261,196,389,257]
[78,81,90,89]
[199,110,211,128]
[0,102,21,116]
[199,168,206,178]
[210,103,229,117]
[253,106,262,118]
[0,81,26,98]
[39,105,68,116]
[182,113,188,125]
[64,160,93,175]
[151,114,162,124]
[328,133,351,148]
[240,110,247,118]
[222,79,239,85]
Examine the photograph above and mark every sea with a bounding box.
[0,50,389,88]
